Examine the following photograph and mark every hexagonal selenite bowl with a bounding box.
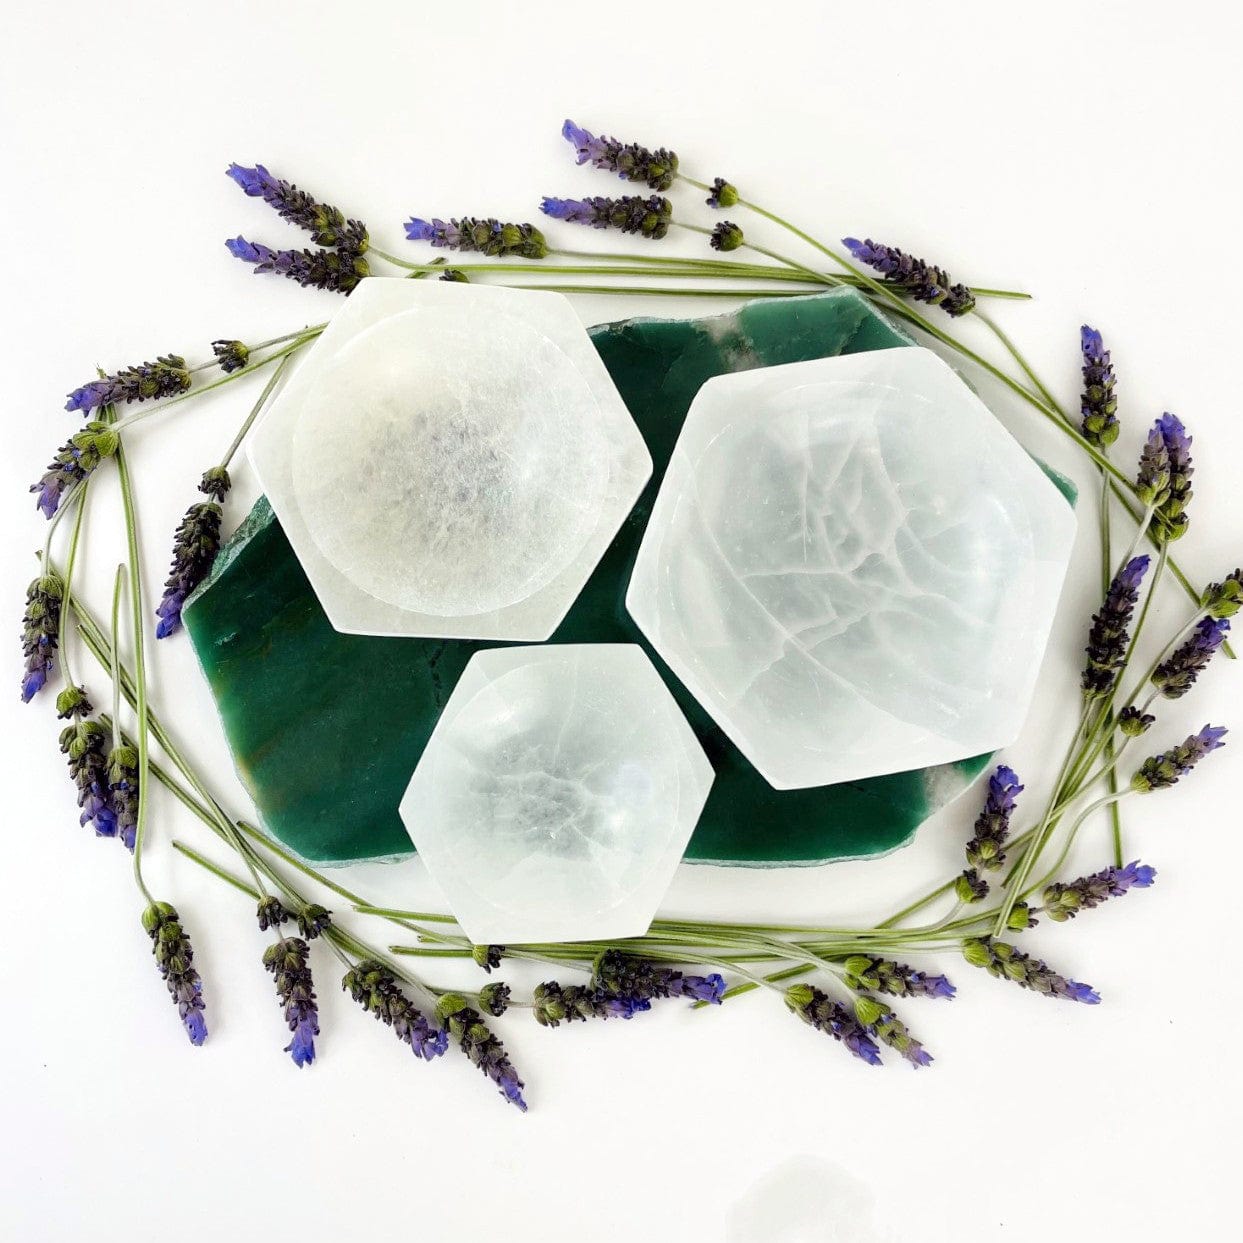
[249,279,651,639]
[399,645,713,944]
[626,347,1077,790]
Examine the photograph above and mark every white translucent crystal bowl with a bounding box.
[399,644,714,944]
[249,279,651,639]
[626,347,1077,790]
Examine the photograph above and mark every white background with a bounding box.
[3,2,1239,1239]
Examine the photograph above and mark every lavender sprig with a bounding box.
[842,237,975,316]
[226,163,368,252]
[1151,617,1230,699]
[706,176,739,208]
[342,961,447,1061]
[1079,326,1119,447]
[403,217,548,259]
[1131,725,1227,792]
[58,718,117,837]
[956,765,1024,903]
[226,237,369,293]
[592,950,725,1005]
[142,902,207,1045]
[30,422,119,519]
[710,221,745,251]
[853,997,932,1068]
[560,119,678,191]
[296,904,332,940]
[540,195,672,240]
[65,356,190,417]
[106,743,138,851]
[1041,861,1156,922]
[436,995,527,1111]
[1082,555,1150,698]
[962,938,1100,1003]
[155,467,230,639]
[532,981,650,1027]
[841,956,956,1000]
[211,339,250,373]
[1154,413,1193,541]
[785,984,883,1065]
[20,572,62,702]
[264,936,319,1068]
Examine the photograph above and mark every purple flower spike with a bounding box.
[539,194,672,240]
[155,468,230,639]
[142,902,208,1045]
[227,236,369,293]
[1083,555,1150,697]
[843,236,976,317]
[842,956,956,1000]
[226,163,367,252]
[64,355,191,417]
[1152,616,1230,699]
[1080,325,1119,448]
[437,996,527,1111]
[226,162,278,198]
[560,119,678,191]
[1042,860,1157,921]
[1132,724,1227,791]
[403,215,547,258]
[20,572,62,702]
[225,235,273,264]
[343,961,447,1062]
[264,937,319,1068]
[964,938,1100,1004]
[786,985,882,1065]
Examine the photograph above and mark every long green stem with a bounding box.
[218,351,297,468]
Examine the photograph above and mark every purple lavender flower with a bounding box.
[1203,568,1243,620]
[1152,616,1230,699]
[58,719,117,837]
[1131,725,1227,792]
[560,119,678,191]
[142,901,207,1045]
[854,997,932,1068]
[786,984,883,1064]
[403,216,548,259]
[342,961,447,1061]
[296,904,332,940]
[706,176,739,208]
[965,764,1024,871]
[437,995,526,1111]
[1041,861,1156,922]
[20,572,62,702]
[842,956,956,1000]
[842,237,976,316]
[226,163,368,252]
[532,980,652,1027]
[155,467,230,639]
[65,356,190,416]
[211,339,250,373]
[30,422,120,519]
[592,950,724,1005]
[963,938,1100,1003]
[1082,555,1150,698]
[264,936,319,1068]
[106,743,138,852]
[1079,325,1119,448]
[540,194,672,240]
[256,896,290,932]
[710,221,745,252]
[226,237,369,293]
[1136,414,1193,541]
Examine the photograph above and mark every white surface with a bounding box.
[399,645,713,943]
[627,348,1076,787]
[251,279,651,637]
[2,2,1240,1240]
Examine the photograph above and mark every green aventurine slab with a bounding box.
[186,290,996,867]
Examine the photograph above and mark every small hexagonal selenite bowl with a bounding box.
[249,279,652,639]
[399,644,714,944]
[626,347,1077,790]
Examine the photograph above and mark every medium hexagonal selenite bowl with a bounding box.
[626,347,1077,790]
[399,645,714,944]
[249,279,652,639]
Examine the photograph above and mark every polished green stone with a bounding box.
[185,290,1058,867]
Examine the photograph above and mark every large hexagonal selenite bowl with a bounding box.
[626,347,1077,790]
[249,279,651,639]
[399,645,714,944]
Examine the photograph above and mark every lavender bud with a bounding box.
[965,765,1023,871]
[1079,326,1119,448]
[1041,861,1155,922]
[479,982,511,1017]
[226,163,369,253]
[263,936,318,1067]
[30,422,119,519]
[106,743,139,852]
[962,937,1099,1003]
[1202,568,1243,619]
[20,572,63,702]
[343,960,447,1061]
[55,684,93,720]
[540,195,672,240]
[785,984,882,1065]
[256,896,290,932]
[1151,617,1229,699]
[403,216,548,259]
[1117,705,1155,737]
[1082,555,1150,698]
[472,944,505,973]
[710,221,745,251]
[226,237,369,293]
[211,339,250,373]
[142,901,207,1045]
[854,999,933,1068]
[842,237,975,316]
[155,468,232,639]
[560,119,678,191]
[706,176,739,208]
[65,356,190,417]
[436,994,527,1111]
[59,718,117,837]
[1131,725,1227,792]
[842,957,955,1000]
[296,904,332,940]
[956,868,989,903]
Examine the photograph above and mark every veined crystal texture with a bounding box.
[398,645,714,944]
[248,279,652,639]
[626,347,1077,790]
